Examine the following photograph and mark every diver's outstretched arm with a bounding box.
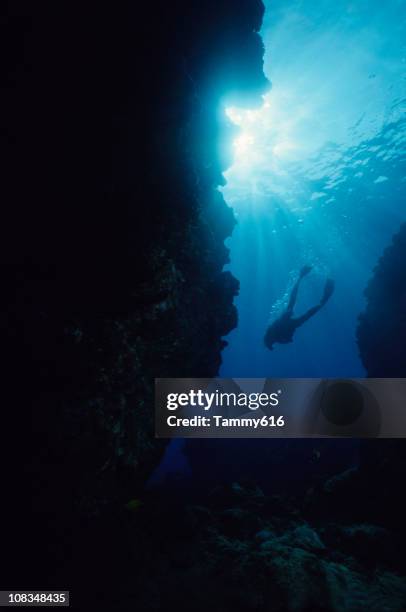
[287,266,313,314]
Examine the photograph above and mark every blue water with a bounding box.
[221,0,406,379]
[151,0,406,487]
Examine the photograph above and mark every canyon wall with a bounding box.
[357,222,406,376]
[356,223,406,527]
[2,1,268,530]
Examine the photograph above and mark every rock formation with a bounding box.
[357,222,406,376]
[3,0,267,507]
[2,0,268,583]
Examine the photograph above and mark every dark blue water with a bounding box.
[151,0,406,486]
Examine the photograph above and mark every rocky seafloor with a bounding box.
[64,479,406,611]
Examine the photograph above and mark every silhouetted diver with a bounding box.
[264,266,334,350]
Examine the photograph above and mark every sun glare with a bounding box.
[234,133,255,155]
[225,92,305,173]
[223,91,321,211]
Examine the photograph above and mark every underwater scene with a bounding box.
[154,0,406,486]
[4,0,406,610]
[148,1,406,609]
[222,0,406,379]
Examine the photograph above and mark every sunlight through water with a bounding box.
[220,0,406,378]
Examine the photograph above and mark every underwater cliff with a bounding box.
[298,225,406,567]
[356,224,406,528]
[358,222,406,377]
[2,0,268,586]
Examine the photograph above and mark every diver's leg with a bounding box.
[286,266,313,314]
[286,278,301,314]
[292,305,322,327]
[292,279,334,327]
[321,278,335,305]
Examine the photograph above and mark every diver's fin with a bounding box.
[321,278,335,304]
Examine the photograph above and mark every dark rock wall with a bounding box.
[357,222,406,377]
[340,223,406,528]
[293,225,406,530]
[2,1,268,527]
